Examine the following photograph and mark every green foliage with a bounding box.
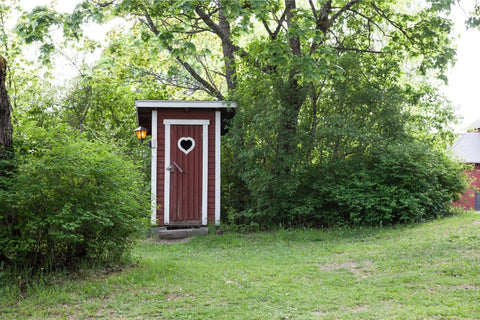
[302,141,467,226]
[14,6,60,43]
[14,6,62,64]
[5,0,468,232]
[226,51,466,228]
[0,124,150,271]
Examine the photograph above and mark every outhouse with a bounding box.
[135,100,235,226]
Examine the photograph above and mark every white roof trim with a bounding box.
[136,100,236,109]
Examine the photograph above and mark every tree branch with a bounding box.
[309,0,332,55]
[173,53,225,100]
[309,0,362,56]
[334,46,383,54]
[372,3,417,45]
[347,8,385,35]
[194,6,225,38]
[136,66,209,95]
[196,54,221,94]
[92,1,115,8]
[142,9,225,99]
[143,10,160,35]
[309,0,318,19]
[326,0,361,30]
[194,5,249,59]
[261,18,274,38]
[262,8,288,40]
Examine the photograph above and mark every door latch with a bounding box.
[166,161,183,173]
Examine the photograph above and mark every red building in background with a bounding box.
[450,120,480,211]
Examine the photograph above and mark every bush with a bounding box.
[224,136,466,228]
[297,141,467,226]
[0,126,149,271]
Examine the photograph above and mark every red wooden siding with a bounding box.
[455,164,480,210]
[157,115,165,225]
[154,109,217,225]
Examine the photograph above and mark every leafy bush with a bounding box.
[0,125,149,271]
[225,124,466,228]
[300,141,467,226]
[223,51,465,229]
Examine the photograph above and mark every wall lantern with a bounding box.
[134,126,148,141]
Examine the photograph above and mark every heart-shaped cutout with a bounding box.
[178,137,195,155]
[181,139,193,151]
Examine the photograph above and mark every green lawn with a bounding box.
[1,212,480,319]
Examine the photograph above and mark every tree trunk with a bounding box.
[0,55,14,266]
[285,0,301,56]
[218,6,237,93]
[274,0,306,166]
[0,54,13,163]
[275,73,307,165]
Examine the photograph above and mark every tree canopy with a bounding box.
[2,0,468,230]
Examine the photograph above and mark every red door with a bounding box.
[167,125,203,225]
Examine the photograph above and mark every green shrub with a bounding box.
[224,57,466,228]
[297,141,467,226]
[224,132,466,228]
[0,125,149,271]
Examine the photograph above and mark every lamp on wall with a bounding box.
[134,126,148,141]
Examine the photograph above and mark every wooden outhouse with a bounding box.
[135,100,235,226]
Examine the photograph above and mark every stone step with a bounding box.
[150,227,209,240]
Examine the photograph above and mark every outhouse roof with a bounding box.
[135,100,236,136]
[136,100,235,109]
[450,132,480,163]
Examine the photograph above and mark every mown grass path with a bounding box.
[1,212,480,319]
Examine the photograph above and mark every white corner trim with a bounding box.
[215,111,221,226]
[163,119,209,226]
[164,122,171,225]
[202,123,209,225]
[151,110,158,225]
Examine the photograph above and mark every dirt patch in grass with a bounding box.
[448,284,478,290]
[319,260,375,278]
[156,238,193,244]
[348,305,370,313]
[166,292,195,301]
[78,263,137,281]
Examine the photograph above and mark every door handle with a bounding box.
[167,161,183,173]
[173,161,183,173]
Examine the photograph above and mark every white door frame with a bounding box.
[150,110,158,225]
[163,119,209,225]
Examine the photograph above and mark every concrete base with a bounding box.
[150,227,209,240]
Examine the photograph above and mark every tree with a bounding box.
[0,55,12,161]
[0,3,13,161]
[16,1,455,97]
[14,0,465,226]
[466,0,480,28]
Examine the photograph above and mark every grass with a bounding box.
[1,212,480,319]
